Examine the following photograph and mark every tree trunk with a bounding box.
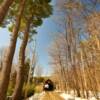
[24,43,37,98]
[0,0,14,25]
[0,1,25,100]
[76,89,81,97]
[12,18,31,100]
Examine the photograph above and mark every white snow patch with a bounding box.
[88,97,97,100]
[60,93,75,100]
[28,96,33,100]
[60,93,99,100]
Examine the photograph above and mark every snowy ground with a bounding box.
[28,91,100,100]
[60,92,100,100]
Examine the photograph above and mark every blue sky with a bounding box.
[36,18,57,75]
[0,27,10,47]
[0,0,57,75]
[1,0,100,75]
[31,0,57,75]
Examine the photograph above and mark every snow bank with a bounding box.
[60,93,99,100]
[88,97,97,100]
[28,96,33,100]
[60,93,75,100]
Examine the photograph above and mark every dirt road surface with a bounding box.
[40,92,64,100]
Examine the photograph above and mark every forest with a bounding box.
[0,0,100,100]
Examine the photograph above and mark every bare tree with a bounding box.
[34,65,43,77]
[49,0,100,99]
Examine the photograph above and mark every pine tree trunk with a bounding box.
[0,1,25,100]
[0,0,14,24]
[12,18,31,100]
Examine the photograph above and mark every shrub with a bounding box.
[22,84,35,98]
[7,86,13,96]
[7,82,14,96]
